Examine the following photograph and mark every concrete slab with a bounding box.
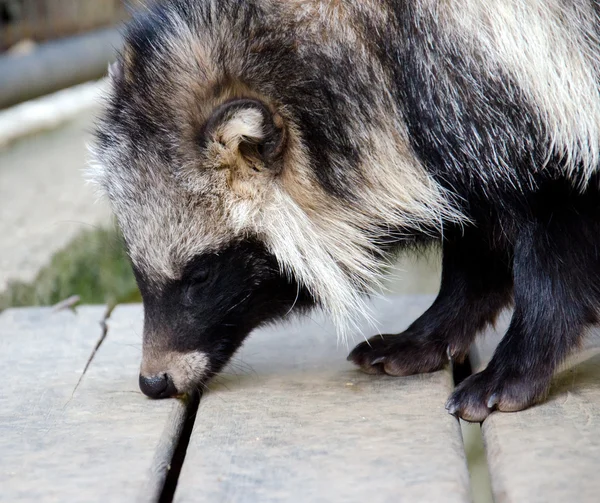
[175,296,471,503]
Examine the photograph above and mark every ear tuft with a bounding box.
[201,99,285,170]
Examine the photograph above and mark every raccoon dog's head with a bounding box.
[89,7,328,399]
[94,89,319,396]
[90,1,457,398]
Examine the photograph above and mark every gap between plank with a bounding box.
[154,354,488,503]
[453,356,494,503]
[68,302,202,502]
[159,392,201,503]
[137,392,201,503]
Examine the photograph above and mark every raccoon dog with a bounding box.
[91,0,600,421]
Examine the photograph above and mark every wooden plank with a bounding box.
[472,314,600,503]
[0,305,189,502]
[175,296,471,503]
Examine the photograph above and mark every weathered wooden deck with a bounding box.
[1,296,599,502]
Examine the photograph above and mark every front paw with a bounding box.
[446,368,551,422]
[347,333,449,377]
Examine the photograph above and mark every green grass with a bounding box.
[0,226,141,311]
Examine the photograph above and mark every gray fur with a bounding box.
[90,0,600,336]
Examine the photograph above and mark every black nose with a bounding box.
[139,373,177,399]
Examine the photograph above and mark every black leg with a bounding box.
[447,210,600,422]
[348,231,513,376]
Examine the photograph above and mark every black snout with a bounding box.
[139,373,177,399]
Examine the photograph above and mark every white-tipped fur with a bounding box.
[429,0,600,182]
[257,119,461,338]
[90,0,600,340]
[220,109,265,144]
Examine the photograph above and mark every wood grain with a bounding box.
[175,296,471,503]
[0,305,190,502]
[473,314,600,503]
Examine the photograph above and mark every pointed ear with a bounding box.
[201,99,286,172]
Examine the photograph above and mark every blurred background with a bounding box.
[0,0,137,310]
[1,0,127,50]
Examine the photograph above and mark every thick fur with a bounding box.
[91,0,600,420]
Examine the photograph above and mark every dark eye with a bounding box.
[192,268,210,285]
[183,269,210,305]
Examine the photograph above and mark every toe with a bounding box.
[347,338,376,363]
[348,333,448,376]
[359,363,385,375]
[382,358,417,377]
[446,372,493,422]
[447,368,551,421]
[347,339,387,374]
[347,336,389,366]
[446,392,491,422]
